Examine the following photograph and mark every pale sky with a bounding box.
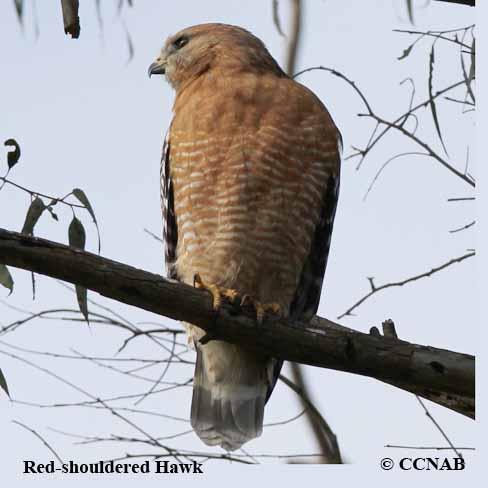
[0,0,479,485]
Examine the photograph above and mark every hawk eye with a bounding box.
[173,36,189,50]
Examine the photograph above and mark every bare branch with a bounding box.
[280,374,342,463]
[385,444,474,451]
[447,197,475,202]
[0,228,475,418]
[393,29,472,50]
[294,66,474,187]
[449,220,475,233]
[12,420,64,464]
[416,396,463,459]
[338,251,475,319]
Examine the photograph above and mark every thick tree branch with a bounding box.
[0,228,474,419]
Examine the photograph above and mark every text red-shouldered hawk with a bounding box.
[149,23,341,451]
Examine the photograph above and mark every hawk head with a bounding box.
[148,23,284,90]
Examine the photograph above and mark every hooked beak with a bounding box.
[148,60,167,78]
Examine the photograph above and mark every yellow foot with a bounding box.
[193,274,281,322]
[240,295,281,324]
[193,274,239,310]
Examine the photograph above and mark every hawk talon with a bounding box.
[255,302,281,324]
[240,295,281,324]
[193,273,239,311]
[194,276,281,322]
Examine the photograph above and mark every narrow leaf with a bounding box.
[272,0,285,37]
[21,197,45,235]
[428,45,449,156]
[95,0,103,29]
[397,44,414,61]
[4,138,21,169]
[68,216,89,324]
[46,206,59,221]
[469,38,475,83]
[405,0,414,24]
[461,38,475,104]
[13,0,23,24]
[0,265,14,295]
[0,368,10,398]
[124,23,134,63]
[72,188,101,252]
[68,216,86,248]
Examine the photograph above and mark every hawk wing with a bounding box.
[161,132,179,281]
[289,169,341,321]
[266,138,341,401]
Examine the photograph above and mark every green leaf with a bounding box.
[0,368,10,398]
[46,206,59,221]
[0,265,14,295]
[72,188,101,252]
[4,138,21,169]
[72,189,95,223]
[68,216,89,324]
[428,45,448,156]
[69,216,86,248]
[21,197,45,235]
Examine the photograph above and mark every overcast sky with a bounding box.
[0,0,479,485]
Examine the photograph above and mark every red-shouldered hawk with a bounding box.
[149,23,341,451]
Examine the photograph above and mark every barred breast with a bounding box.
[168,74,340,315]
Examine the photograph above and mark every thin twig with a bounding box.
[393,29,471,49]
[12,420,64,464]
[415,396,463,459]
[338,251,475,319]
[449,220,475,233]
[279,374,342,463]
[385,444,474,451]
[295,65,474,187]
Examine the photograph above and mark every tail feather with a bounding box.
[191,341,268,451]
